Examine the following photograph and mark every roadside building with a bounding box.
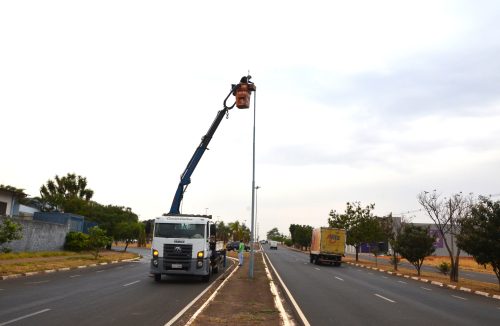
[0,184,27,217]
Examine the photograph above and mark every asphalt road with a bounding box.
[0,248,227,326]
[346,253,498,284]
[264,245,500,326]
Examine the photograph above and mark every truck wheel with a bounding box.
[154,273,162,282]
[213,264,219,274]
[201,267,211,282]
[314,257,320,265]
[310,256,314,263]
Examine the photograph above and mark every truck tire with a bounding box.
[314,256,320,265]
[201,267,211,282]
[154,273,162,282]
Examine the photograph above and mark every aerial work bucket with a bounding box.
[233,76,256,109]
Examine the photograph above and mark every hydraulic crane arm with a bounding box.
[169,76,255,214]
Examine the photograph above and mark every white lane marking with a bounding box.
[374,294,396,303]
[25,281,49,285]
[335,276,344,281]
[398,281,407,284]
[115,266,124,269]
[69,275,81,278]
[357,269,363,272]
[368,272,373,275]
[263,252,311,326]
[421,287,432,291]
[382,276,388,279]
[96,270,105,273]
[314,268,320,271]
[123,280,140,287]
[0,308,51,326]
[166,258,239,326]
[452,295,467,300]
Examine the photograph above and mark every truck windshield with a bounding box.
[154,223,205,239]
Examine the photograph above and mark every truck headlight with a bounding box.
[197,251,204,259]
[153,249,159,258]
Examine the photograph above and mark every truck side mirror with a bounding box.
[210,224,216,238]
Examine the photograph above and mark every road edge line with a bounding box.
[261,250,293,326]
[263,251,311,326]
[164,258,238,326]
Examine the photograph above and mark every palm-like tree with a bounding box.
[40,173,94,211]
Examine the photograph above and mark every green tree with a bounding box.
[0,218,23,252]
[228,221,250,242]
[328,202,382,261]
[457,197,500,289]
[385,215,411,271]
[88,226,110,259]
[394,224,436,276]
[64,231,90,251]
[267,227,281,241]
[115,222,143,251]
[82,203,139,242]
[289,224,313,249]
[39,173,94,212]
[215,221,231,243]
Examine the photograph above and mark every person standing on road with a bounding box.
[238,241,245,266]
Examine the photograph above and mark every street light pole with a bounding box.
[255,186,260,242]
[248,87,257,279]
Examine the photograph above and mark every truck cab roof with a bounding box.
[155,215,211,224]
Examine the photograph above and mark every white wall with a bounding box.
[0,191,13,216]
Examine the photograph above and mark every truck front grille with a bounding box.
[163,244,193,261]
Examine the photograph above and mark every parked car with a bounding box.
[226,241,239,251]
[269,240,278,250]
[226,241,250,251]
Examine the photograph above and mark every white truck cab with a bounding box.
[150,214,224,282]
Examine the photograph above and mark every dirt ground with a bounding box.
[175,251,284,326]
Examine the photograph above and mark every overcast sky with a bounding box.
[2,1,499,239]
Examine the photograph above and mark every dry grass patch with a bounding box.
[344,256,500,295]
[0,250,138,276]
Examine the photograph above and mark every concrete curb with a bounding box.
[344,261,498,301]
[1,256,140,281]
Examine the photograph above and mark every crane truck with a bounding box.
[150,76,256,282]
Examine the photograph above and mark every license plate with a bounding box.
[172,263,182,269]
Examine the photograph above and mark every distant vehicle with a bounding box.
[269,240,278,250]
[259,240,267,244]
[309,227,346,266]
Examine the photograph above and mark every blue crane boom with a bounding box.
[169,76,255,214]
